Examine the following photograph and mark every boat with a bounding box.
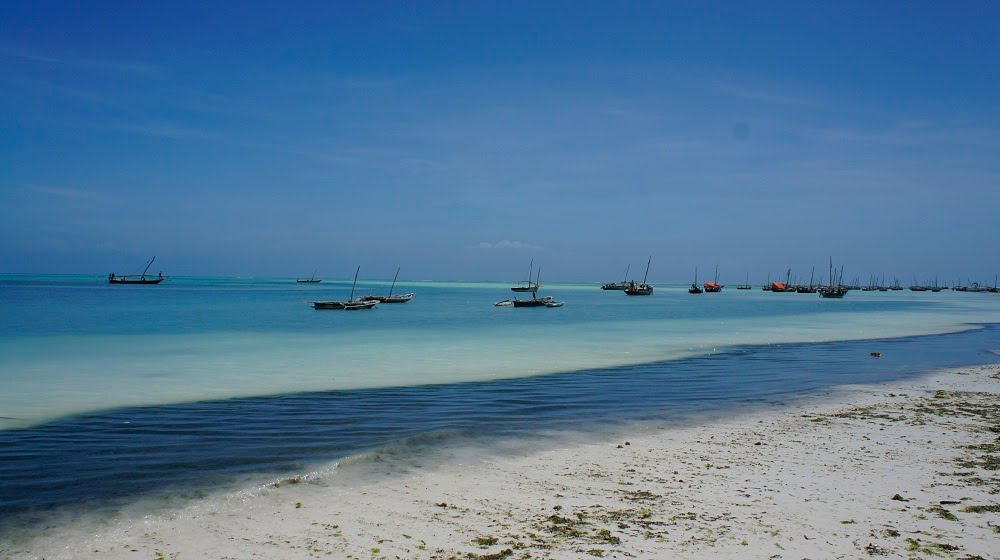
[624,257,653,295]
[771,269,796,292]
[703,265,723,292]
[511,259,540,292]
[688,267,703,294]
[796,267,818,293]
[495,300,513,306]
[819,258,848,298]
[512,296,553,307]
[737,273,752,290]
[602,264,631,290]
[296,269,322,283]
[545,301,564,307]
[761,273,772,291]
[109,256,165,285]
[313,267,378,310]
[909,275,928,291]
[512,268,558,307]
[362,268,414,303]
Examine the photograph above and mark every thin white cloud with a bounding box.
[475,240,543,250]
[27,185,114,202]
[0,45,160,74]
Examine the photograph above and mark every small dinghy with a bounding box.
[545,301,564,307]
[495,300,513,306]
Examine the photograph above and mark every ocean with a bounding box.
[1,274,999,540]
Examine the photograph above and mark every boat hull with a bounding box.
[512,299,548,307]
[510,286,539,292]
[109,278,164,285]
[313,300,378,310]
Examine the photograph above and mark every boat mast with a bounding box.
[694,266,698,284]
[311,268,318,281]
[389,267,400,297]
[526,259,534,287]
[534,267,541,298]
[350,266,360,302]
[809,266,814,288]
[642,256,651,285]
[622,264,630,283]
[141,256,156,279]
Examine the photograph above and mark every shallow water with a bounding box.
[2,275,999,428]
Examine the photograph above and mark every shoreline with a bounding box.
[5,363,998,559]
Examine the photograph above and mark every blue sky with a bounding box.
[2,1,998,283]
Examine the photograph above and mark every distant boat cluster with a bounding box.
[107,256,1000,308]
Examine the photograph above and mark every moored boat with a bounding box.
[362,267,413,303]
[601,264,631,290]
[703,265,723,292]
[109,256,165,285]
[624,257,653,295]
[688,267,703,294]
[313,266,377,310]
[296,269,322,283]
[511,259,540,292]
[819,258,848,299]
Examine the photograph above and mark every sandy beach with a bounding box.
[6,364,999,560]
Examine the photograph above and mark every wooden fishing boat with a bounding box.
[689,267,703,294]
[313,266,377,310]
[511,259,540,292]
[703,265,723,292]
[109,256,165,284]
[819,258,848,298]
[512,268,559,307]
[602,264,631,290]
[296,269,322,283]
[624,257,653,295]
[737,273,752,290]
[362,267,413,303]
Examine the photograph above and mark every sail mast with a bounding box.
[350,266,360,302]
[623,264,630,283]
[642,256,651,284]
[389,267,399,297]
[141,256,156,279]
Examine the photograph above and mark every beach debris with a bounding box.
[891,494,909,501]
[864,542,890,555]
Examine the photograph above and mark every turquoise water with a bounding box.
[2,273,1000,429]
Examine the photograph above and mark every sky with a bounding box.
[1,1,998,283]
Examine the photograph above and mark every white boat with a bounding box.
[313,266,377,310]
[495,300,513,306]
[545,301,564,307]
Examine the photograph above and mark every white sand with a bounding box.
[5,365,999,559]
